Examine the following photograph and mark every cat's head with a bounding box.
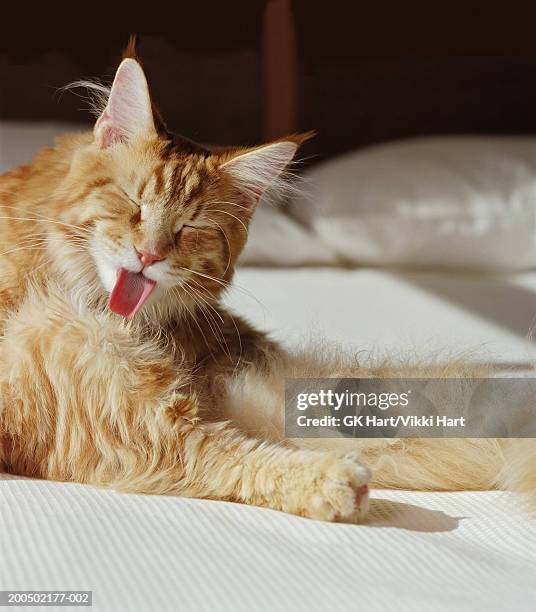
[55,54,307,320]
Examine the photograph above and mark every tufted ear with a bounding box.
[94,59,156,148]
[221,141,298,207]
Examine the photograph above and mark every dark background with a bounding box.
[2,2,536,162]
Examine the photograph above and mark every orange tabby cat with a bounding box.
[0,49,534,521]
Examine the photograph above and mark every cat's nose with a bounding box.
[135,248,164,267]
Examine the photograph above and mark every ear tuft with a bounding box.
[221,141,298,207]
[123,34,139,61]
[94,58,156,148]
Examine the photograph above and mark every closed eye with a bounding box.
[176,225,217,244]
[181,224,215,234]
[175,225,196,241]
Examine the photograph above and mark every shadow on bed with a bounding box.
[366,498,465,533]
[397,272,536,345]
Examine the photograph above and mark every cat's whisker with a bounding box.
[179,266,228,290]
[183,284,233,360]
[23,256,54,280]
[182,283,233,361]
[171,286,216,360]
[0,214,92,235]
[0,245,48,258]
[170,295,196,342]
[0,232,88,260]
[205,218,232,274]
[186,278,243,369]
[201,199,251,213]
[205,209,249,236]
[179,264,264,313]
[231,283,268,315]
[181,283,225,343]
[184,281,224,325]
[4,234,88,250]
[0,205,92,234]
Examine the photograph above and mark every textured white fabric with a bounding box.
[290,136,536,270]
[225,267,536,364]
[2,475,535,612]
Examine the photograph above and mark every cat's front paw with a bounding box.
[301,452,371,523]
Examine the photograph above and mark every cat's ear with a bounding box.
[94,59,156,148]
[220,140,299,208]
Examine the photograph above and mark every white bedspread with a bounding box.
[2,267,536,611]
[2,474,535,612]
[226,267,536,365]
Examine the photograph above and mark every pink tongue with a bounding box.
[109,268,156,318]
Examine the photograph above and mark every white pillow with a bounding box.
[290,136,536,271]
[240,204,336,266]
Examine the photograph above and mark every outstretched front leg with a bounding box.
[179,422,371,521]
[0,287,370,522]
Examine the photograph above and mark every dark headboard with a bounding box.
[297,56,536,160]
[2,2,536,163]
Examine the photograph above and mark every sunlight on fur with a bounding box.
[0,41,534,522]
